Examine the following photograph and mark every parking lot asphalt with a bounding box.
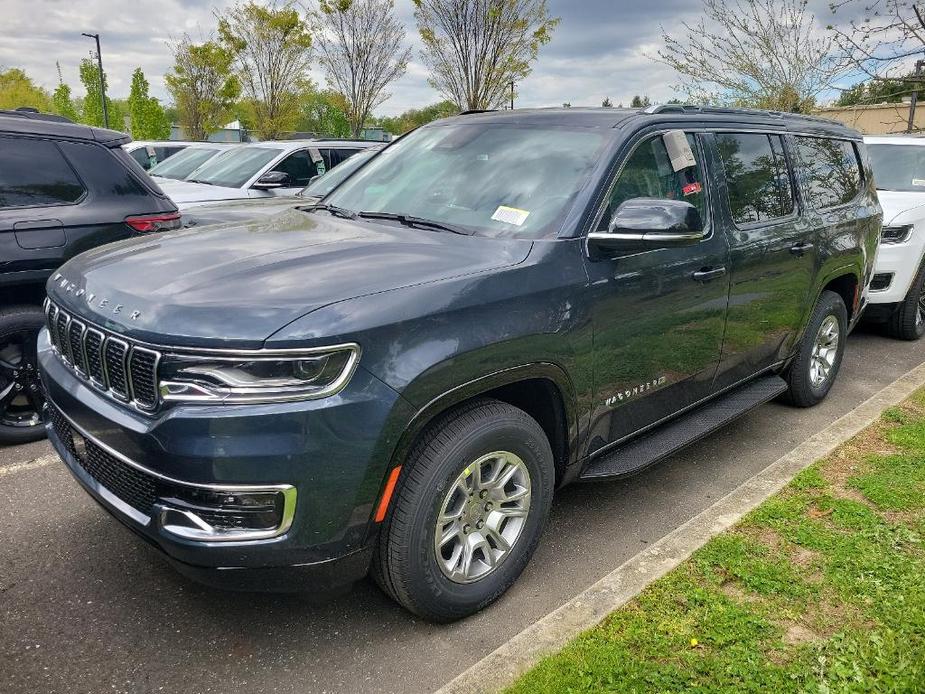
[2,325,923,694]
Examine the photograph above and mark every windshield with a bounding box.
[187,146,283,188]
[325,123,608,238]
[868,144,925,192]
[149,147,225,180]
[301,149,378,199]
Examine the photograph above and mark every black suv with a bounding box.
[0,109,179,444]
[39,107,880,621]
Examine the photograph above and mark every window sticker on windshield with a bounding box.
[913,179,925,187]
[492,206,530,226]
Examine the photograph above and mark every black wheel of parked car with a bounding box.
[372,398,555,622]
[0,305,47,445]
[783,290,848,408]
[888,259,925,341]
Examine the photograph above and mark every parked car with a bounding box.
[148,143,239,182]
[157,140,376,209]
[123,141,196,170]
[180,144,385,227]
[862,135,925,339]
[38,106,879,621]
[0,109,180,445]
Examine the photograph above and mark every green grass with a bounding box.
[506,390,925,694]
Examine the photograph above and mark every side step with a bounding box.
[579,374,788,481]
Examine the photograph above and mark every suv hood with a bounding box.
[48,209,533,348]
[876,190,925,225]
[182,197,304,229]
[158,179,250,208]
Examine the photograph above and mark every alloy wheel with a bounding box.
[434,451,532,584]
[0,330,45,429]
[809,315,839,388]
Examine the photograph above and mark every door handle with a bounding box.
[692,266,726,282]
[790,242,814,256]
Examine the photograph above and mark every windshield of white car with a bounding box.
[868,144,925,192]
[185,146,283,188]
[149,147,225,180]
[324,123,608,238]
[300,149,378,199]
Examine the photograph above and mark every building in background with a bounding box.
[815,102,925,135]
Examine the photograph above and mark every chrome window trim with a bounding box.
[51,402,297,544]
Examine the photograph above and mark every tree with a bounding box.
[413,0,559,110]
[314,0,411,138]
[127,68,170,140]
[836,75,924,107]
[655,0,846,112]
[166,35,240,141]
[375,99,457,134]
[217,0,313,139]
[298,89,352,137]
[78,58,119,128]
[0,68,51,111]
[630,95,651,108]
[601,97,613,108]
[51,63,79,121]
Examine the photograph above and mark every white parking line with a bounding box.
[0,454,57,478]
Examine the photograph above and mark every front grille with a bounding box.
[45,300,161,411]
[49,405,158,516]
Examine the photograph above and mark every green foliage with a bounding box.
[630,94,651,108]
[413,0,559,110]
[78,58,119,129]
[297,89,351,137]
[127,68,170,140]
[217,0,313,139]
[837,77,924,107]
[51,63,79,122]
[374,100,458,135]
[0,67,51,112]
[507,391,925,693]
[601,97,613,108]
[165,36,240,140]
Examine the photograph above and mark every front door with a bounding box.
[709,132,817,390]
[583,132,730,456]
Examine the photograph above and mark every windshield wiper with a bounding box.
[298,202,357,219]
[187,178,215,186]
[356,211,472,236]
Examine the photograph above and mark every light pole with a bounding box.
[81,32,108,129]
[510,81,515,110]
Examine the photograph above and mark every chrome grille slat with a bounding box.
[45,300,161,412]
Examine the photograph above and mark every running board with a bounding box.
[579,375,788,481]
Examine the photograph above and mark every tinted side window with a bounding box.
[716,133,793,226]
[794,137,862,209]
[600,133,707,229]
[329,148,360,168]
[274,150,314,186]
[0,136,85,208]
[59,141,152,199]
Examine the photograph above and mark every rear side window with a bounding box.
[274,150,315,186]
[0,136,85,208]
[716,133,794,226]
[59,140,162,200]
[794,137,862,210]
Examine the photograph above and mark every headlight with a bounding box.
[159,344,361,404]
[881,224,913,244]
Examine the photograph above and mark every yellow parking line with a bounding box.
[0,455,57,478]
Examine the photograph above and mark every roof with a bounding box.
[0,109,129,145]
[436,105,861,138]
[242,139,378,151]
[125,140,204,149]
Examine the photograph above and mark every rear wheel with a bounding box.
[0,306,47,445]
[783,290,847,408]
[373,398,554,622]
[888,259,925,341]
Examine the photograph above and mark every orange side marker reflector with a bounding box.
[374,466,402,522]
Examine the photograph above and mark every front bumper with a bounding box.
[868,235,925,305]
[38,329,408,591]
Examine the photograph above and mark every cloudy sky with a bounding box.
[0,0,859,117]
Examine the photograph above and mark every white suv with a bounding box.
[864,135,925,339]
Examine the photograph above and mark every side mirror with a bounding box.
[253,171,292,190]
[588,198,704,251]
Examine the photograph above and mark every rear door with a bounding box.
[710,131,817,390]
[583,131,731,453]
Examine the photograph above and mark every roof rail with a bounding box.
[460,109,497,115]
[640,103,839,125]
[0,108,74,124]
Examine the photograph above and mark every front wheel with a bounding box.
[888,258,925,341]
[783,290,847,408]
[373,398,555,622]
[0,305,47,445]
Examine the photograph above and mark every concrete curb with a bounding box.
[435,361,925,694]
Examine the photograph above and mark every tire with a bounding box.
[372,398,555,622]
[0,305,48,445]
[783,290,848,408]
[888,259,925,341]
